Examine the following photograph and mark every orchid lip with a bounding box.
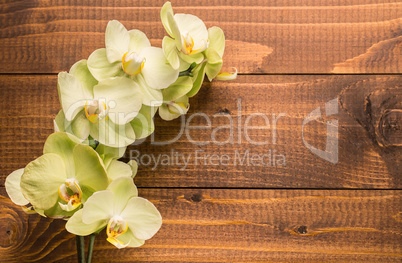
[85,98,109,123]
[122,51,145,76]
[181,31,207,55]
[58,178,82,211]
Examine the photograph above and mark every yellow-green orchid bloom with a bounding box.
[66,177,162,249]
[87,20,179,106]
[18,132,109,218]
[161,2,208,69]
[158,76,192,120]
[57,60,142,148]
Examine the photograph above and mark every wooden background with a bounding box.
[0,0,401,262]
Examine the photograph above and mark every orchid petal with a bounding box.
[105,20,130,63]
[127,160,138,178]
[160,1,175,38]
[82,190,114,224]
[162,36,180,69]
[90,118,136,148]
[43,132,81,178]
[205,48,223,81]
[87,48,123,81]
[20,153,67,211]
[57,72,91,121]
[69,59,97,97]
[140,47,179,90]
[66,209,107,236]
[94,77,142,125]
[116,229,145,248]
[208,26,225,58]
[107,160,133,182]
[73,144,109,192]
[130,105,155,140]
[107,177,138,215]
[162,76,193,102]
[135,74,163,106]
[128,29,151,54]
[216,68,238,81]
[121,197,162,240]
[187,63,206,97]
[5,169,29,206]
[174,14,208,52]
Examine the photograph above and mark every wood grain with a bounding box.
[0,75,400,189]
[0,0,401,74]
[0,188,400,262]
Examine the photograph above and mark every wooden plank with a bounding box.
[0,189,400,262]
[0,75,400,189]
[0,0,401,74]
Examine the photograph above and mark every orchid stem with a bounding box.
[87,234,96,263]
[76,235,86,263]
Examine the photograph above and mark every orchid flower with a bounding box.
[66,177,162,249]
[158,76,192,120]
[160,1,208,70]
[57,59,143,148]
[87,20,179,106]
[16,132,110,218]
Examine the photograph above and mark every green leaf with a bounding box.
[87,48,123,81]
[20,153,67,211]
[5,168,29,206]
[105,20,130,63]
[73,144,109,192]
[94,77,142,125]
[120,197,162,240]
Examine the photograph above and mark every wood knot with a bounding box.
[184,193,204,203]
[366,87,402,147]
[296,225,308,234]
[0,196,29,248]
[217,108,231,115]
[377,109,402,147]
